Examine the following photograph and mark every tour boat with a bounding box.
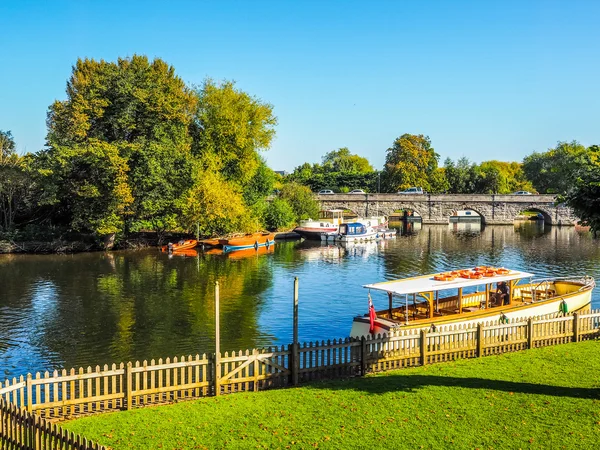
[294,209,345,240]
[350,267,595,337]
[219,232,275,253]
[321,222,396,242]
[161,239,198,253]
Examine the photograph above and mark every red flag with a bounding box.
[368,293,376,334]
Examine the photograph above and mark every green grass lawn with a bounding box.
[66,341,600,449]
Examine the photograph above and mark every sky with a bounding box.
[1,0,599,172]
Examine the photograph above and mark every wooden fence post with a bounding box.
[125,362,132,410]
[527,318,534,349]
[214,281,221,397]
[360,337,368,375]
[292,277,299,386]
[26,374,32,413]
[253,349,259,392]
[420,329,428,366]
[477,323,483,357]
[573,312,579,342]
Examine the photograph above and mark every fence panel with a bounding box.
[2,310,599,448]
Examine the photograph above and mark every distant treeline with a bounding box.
[1,56,599,246]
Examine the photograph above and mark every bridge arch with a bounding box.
[513,206,553,225]
[449,207,486,225]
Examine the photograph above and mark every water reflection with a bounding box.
[1,224,599,380]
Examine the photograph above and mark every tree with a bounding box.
[381,134,440,192]
[193,79,277,186]
[0,130,16,164]
[522,141,588,194]
[41,55,198,237]
[564,145,600,236]
[322,147,373,174]
[279,182,320,221]
[34,141,133,236]
[180,169,251,237]
[264,198,296,231]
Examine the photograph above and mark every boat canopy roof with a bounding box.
[364,269,535,296]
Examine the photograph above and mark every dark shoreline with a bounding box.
[0,231,301,254]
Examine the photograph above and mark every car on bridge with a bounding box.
[398,187,424,195]
[349,189,366,194]
[514,191,533,195]
[318,189,335,195]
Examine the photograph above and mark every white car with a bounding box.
[514,191,532,195]
[398,187,424,195]
[349,189,366,194]
[318,189,335,195]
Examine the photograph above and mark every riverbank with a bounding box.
[64,340,600,449]
[0,231,300,254]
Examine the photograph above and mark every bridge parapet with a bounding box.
[317,194,576,226]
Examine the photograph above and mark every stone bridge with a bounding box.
[318,194,577,225]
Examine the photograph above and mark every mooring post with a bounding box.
[214,281,221,396]
[292,277,299,386]
[573,312,580,342]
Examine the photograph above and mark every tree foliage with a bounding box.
[279,182,320,221]
[382,134,440,192]
[289,148,375,192]
[181,169,250,237]
[564,145,600,235]
[264,198,296,231]
[322,147,373,174]
[0,132,32,231]
[522,141,588,194]
[193,79,277,185]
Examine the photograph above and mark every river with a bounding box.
[1,222,599,380]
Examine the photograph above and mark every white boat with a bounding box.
[321,222,396,242]
[350,267,595,337]
[294,209,345,240]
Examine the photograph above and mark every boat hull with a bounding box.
[294,227,338,240]
[350,285,593,338]
[322,230,396,242]
[220,232,275,252]
[161,239,198,252]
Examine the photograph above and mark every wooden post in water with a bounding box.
[292,277,299,386]
[214,281,221,396]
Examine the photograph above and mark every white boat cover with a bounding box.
[364,269,535,295]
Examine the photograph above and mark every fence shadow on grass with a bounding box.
[305,374,600,400]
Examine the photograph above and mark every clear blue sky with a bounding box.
[1,0,599,172]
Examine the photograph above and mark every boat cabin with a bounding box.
[339,222,367,236]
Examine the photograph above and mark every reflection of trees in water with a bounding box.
[0,249,274,374]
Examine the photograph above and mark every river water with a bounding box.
[1,222,599,380]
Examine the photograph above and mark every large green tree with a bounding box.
[192,79,277,186]
[39,55,197,237]
[382,134,440,192]
[564,145,600,236]
[522,141,588,194]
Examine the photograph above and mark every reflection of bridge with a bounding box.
[318,194,577,225]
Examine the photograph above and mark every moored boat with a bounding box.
[161,239,198,253]
[351,267,595,337]
[322,222,395,242]
[294,209,345,240]
[219,232,275,253]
